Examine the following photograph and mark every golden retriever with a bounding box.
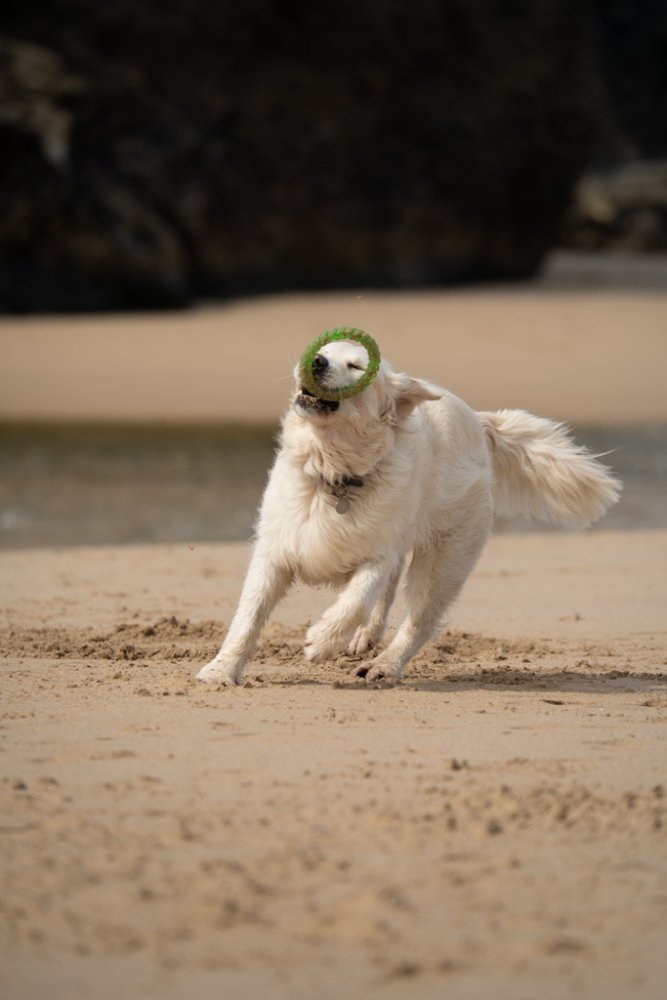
[197,338,620,685]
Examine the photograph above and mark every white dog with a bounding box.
[197,338,620,685]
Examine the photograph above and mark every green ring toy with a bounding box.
[299,327,381,401]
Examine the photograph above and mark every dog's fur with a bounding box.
[197,339,620,685]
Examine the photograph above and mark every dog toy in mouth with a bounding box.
[299,327,381,402]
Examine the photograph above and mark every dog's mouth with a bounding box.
[295,387,340,413]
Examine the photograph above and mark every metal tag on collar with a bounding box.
[335,495,350,514]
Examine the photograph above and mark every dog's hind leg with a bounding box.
[304,557,401,663]
[197,549,294,685]
[354,499,491,682]
[347,561,403,656]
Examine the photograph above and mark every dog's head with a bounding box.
[293,339,441,427]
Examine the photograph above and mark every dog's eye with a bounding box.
[347,363,363,371]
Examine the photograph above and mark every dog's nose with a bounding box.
[312,354,328,373]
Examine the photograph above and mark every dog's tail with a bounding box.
[479,410,621,529]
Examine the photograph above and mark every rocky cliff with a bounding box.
[0,1,658,312]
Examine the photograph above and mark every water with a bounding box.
[0,424,275,549]
[0,423,665,549]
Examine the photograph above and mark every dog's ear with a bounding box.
[385,373,442,422]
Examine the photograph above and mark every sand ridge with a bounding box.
[2,615,665,690]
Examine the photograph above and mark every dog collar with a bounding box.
[321,474,364,514]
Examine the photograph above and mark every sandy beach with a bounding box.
[1,532,666,1000]
[2,257,667,427]
[1,268,667,998]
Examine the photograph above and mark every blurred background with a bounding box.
[1,0,666,310]
[1,0,666,547]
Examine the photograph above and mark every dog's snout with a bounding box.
[312,354,328,375]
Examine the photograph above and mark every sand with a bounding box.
[1,261,667,998]
[1,531,666,1000]
[1,262,667,426]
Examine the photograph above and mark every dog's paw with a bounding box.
[303,636,336,663]
[347,624,379,657]
[365,663,399,683]
[196,659,241,686]
[352,657,402,683]
[351,661,372,678]
[304,621,343,662]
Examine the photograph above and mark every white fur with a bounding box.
[197,342,621,685]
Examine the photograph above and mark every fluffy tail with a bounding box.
[479,410,621,529]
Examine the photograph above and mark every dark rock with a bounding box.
[559,1,667,254]
[562,160,667,253]
[592,0,667,160]
[0,2,609,311]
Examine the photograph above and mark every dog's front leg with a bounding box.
[197,548,293,685]
[355,503,491,682]
[304,558,398,662]
[347,561,403,656]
